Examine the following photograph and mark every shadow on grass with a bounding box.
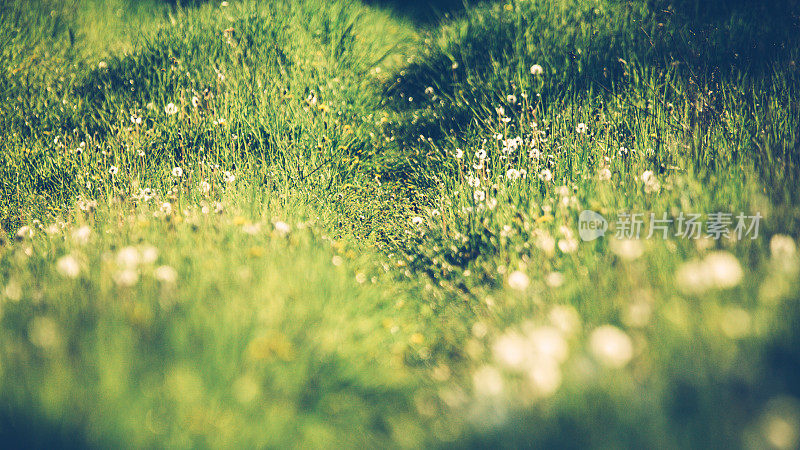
[372,0,799,198]
[360,0,495,25]
[0,407,94,449]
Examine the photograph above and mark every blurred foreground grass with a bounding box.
[1,0,800,447]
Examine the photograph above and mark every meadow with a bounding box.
[1,0,799,447]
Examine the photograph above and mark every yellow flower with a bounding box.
[247,246,264,258]
[247,333,294,361]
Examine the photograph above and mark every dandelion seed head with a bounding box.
[56,255,81,279]
[507,270,530,291]
[164,102,178,115]
[590,325,634,368]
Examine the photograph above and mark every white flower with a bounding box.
[473,189,486,202]
[557,238,578,253]
[274,221,291,236]
[538,169,553,182]
[98,61,108,70]
[530,64,544,75]
[117,246,141,268]
[495,106,505,116]
[114,269,139,287]
[71,226,91,245]
[56,255,81,279]
[199,180,211,194]
[242,223,261,235]
[467,175,481,188]
[424,86,434,95]
[140,245,159,264]
[544,271,565,287]
[506,168,521,180]
[191,96,200,108]
[527,358,562,397]
[154,265,178,283]
[528,326,569,363]
[108,165,118,175]
[223,171,236,184]
[455,149,464,159]
[171,166,184,178]
[502,136,522,154]
[164,102,178,115]
[16,226,34,240]
[598,167,612,181]
[641,170,661,193]
[770,234,796,259]
[160,202,173,215]
[29,317,61,350]
[610,239,644,261]
[473,365,504,397]
[576,122,588,134]
[411,216,424,225]
[589,325,634,368]
[676,251,743,294]
[548,305,581,335]
[506,94,517,104]
[507,270,530,291]
[493,332,530,369]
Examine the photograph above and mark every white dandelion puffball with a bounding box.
[538,169,553,182]
[117,246,141,269]
[676,251,743,294]
[164,102,178,115]
[527,358,562,397]
[114,269,139,287]
[770,234,796,259]
[161,202,173,215]
[473,365,504,397]
[171,166,184,178]
[530,64,544,75]
[589,325,634,368]
[507,270,530,291]
[704,251,744,289]
[548,305,581,336]
[274,221,291,236]
[154,265,178,284]
[16,225,34,240]
[528,326,569,363]
[493,331,530,369]
[576,122,588,134]
[610,239,644,261]
[199,180,211,194]
[56,255,81,279]
[71,225,91,245]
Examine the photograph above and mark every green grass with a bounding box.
[1,0,800,447]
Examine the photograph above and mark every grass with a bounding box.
[1,0,799,447]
